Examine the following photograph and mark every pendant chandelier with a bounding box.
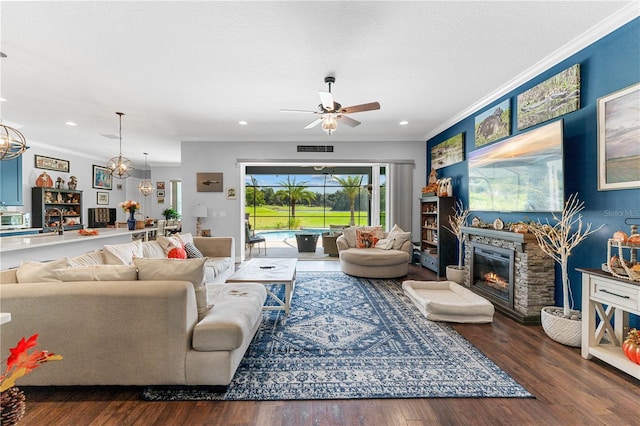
[138,152,153,196]
[0,121,27,161]
[106,112,134,179]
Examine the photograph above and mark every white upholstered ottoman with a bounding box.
[402,280,494,323]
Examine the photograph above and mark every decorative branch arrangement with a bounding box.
[444,199,470,269]
[527,193,602,317]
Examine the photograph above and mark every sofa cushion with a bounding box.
[134,257,212,319]
[55,265,138,281]
[375,238,395,250]
[176,232,194,246]
[193,283,267,351]
[69,250,105,266]
[340,248,410,266]
[103,240,143,265]
[157,235,184,255]
[141,241,165,259]
[387,224,412,250]
[342,227,363,248]
[16,258,70,283]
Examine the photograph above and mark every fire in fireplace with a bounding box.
[470,242,515,308]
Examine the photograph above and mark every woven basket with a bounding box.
[136,221,146,229]
[1,387,26,426]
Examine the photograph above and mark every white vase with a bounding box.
[446,265,466,285]
[540,306,582,347]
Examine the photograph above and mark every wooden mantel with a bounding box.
[462,226,537,253]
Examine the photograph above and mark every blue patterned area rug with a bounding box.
[142,272,533,401]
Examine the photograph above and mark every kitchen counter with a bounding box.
[0,228,42,237]
[0,229,135,269]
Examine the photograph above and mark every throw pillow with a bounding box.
[375,238,394,250]
[184,242,204,258]
[141,241,165,259]
[69,250,105,266]
[342,227,363,248]
[102,240,143,265]
[157,235,184,255]
[54,265,138,281]
[176,232,194,246]
[16,258,70,283]
[134,257,211,319]
[387,224,412,250]
[356,229,379,248]
[167,246,188,259]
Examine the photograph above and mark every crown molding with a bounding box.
[424,3,639,142]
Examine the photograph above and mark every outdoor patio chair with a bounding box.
[245,223,266,256]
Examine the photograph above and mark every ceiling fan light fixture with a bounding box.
[0,121,27,161]
[321,115,338,135]
[106,112,134,179]
[138,152,153,196]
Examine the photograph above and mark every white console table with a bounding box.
[580,268,640,380]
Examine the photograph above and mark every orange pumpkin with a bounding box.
[622,329,640,365]
[612,231,628,242]
[628,235,640,244]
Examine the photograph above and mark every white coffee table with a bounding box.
[226,258,297,314]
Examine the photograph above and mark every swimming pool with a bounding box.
[254,229,327,241]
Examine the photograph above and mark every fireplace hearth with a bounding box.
[462,227,555,324]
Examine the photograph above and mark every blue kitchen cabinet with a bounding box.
[0,156,23,206]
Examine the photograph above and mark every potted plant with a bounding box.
[162,208,179,222]
[444,199,470,284]
[527,193,602,347]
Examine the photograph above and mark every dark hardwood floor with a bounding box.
[17,264,639,425]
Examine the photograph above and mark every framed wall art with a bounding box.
[97,192,109,205]
[35,155,70,173]
[157,189,165,197]
[475,99,511,147]
[92,165,112,190]
[157,181,165,190]
[431,133,465,169]
[517,64,580,130]
[597,82,640,191]
[226,187,237,200]
[197,172,223,192]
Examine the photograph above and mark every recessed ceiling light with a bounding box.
[0,97,7,102]
[238,120,248,126]
[399,120,409,126]
[65,121,77,126]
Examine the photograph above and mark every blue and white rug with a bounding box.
[143,272,533,400]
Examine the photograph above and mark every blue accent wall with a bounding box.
[426,18,640,323]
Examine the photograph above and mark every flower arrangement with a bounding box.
[119,200,141,213]
[1,334,62,392]
[444,199,470,269]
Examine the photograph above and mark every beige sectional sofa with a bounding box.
[0,236,267,386]
[336,225,412,278]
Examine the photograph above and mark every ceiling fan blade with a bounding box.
[337,115,361,127]
[303,117,323,129]
[319,91,334,111]
[340,102,381,114]
[280,109,318,114]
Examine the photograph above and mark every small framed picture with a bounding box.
[116,184,123,190]
[157,181,165,190]
[157,189,165,197]
[226,187,237,199]
[157,197,165,204]
[35,155,70,173]
[92,165,112,190]
[97,192,109,205]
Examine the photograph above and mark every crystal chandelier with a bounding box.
[106,112,134,179]
[138,152,153,196]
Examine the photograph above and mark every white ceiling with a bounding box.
[1,1,637,167]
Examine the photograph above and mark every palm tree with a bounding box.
[333,175,363,226]
[274,176,316,219]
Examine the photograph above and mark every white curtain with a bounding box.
[388,162,414,232]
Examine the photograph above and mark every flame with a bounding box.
[484,272,508,289]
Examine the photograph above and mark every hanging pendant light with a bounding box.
[138,152,153,196]
[0,120,27,161]
[106,112,134,179]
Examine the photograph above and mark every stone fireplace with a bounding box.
[462,227,555,324]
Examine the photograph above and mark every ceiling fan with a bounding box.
[281,76,380,135]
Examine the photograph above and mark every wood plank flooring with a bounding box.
[17,263,640,425]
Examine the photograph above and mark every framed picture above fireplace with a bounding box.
[468,120,564,212]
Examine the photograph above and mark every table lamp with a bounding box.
[193,205,208,236]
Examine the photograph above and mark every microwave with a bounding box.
[0,212,31,229]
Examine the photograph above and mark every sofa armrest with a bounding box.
[336,235,349,252]
[0,280,198,385]
[400,239,413,255]
[193,237,235,258]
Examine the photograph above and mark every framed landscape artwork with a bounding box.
[431,133,465,169]
[474,99,511,147]
[517,64,580,130]
[92,165,112,190]
[197,172,223,192]
[597,83,640,191]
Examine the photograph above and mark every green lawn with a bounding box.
[245,205,370,230]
